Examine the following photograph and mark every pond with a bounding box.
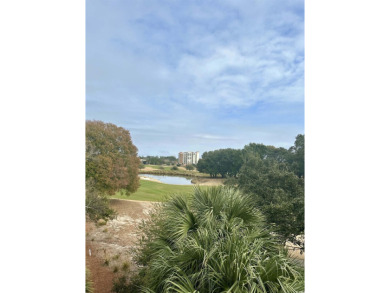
[141,174,194,185]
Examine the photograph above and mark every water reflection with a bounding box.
[141,174,193,185]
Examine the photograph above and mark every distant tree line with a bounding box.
[140,155,178,165]
[197,134,304,179]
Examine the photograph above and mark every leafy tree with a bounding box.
[242,143,289,163]
[86,121,140,221]
[287,134,305,178]
[237,156,304,250]
[133,187,304,292]
[85,178,116,222]
[197,148,243,178]
[86,120,140,195]
[196,152,218,177]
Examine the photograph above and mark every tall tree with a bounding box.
[86,120,140,195]
[86,121,140,221]
[237,156,304,250]
[288,134,305,178]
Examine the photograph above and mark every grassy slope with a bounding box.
[144,165,173,171]
[112,179,203,202]
[140,164,212,178]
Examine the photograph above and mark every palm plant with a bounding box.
[134,186,304,293]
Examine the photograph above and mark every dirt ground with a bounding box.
[86,197,304,292]
[86,199,155,293]
[190,177,226,186]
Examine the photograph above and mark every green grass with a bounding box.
[146,164,174,171]
[112,179,204,202]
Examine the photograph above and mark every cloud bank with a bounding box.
[86,0,304,156]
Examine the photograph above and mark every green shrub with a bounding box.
[121,261,130,271]
[86,267,94,293]
[86,179,116,222]
[171,166,178,170]
[185,164,195,170]
[133,186,304,292]
[112,275,139,293]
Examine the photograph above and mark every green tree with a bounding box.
[196,151,218,177]
[197,148,243,178]
[86,120,140,195]
[288,134,304,178]
[242,143,289,163]
[86,121,140,221]
[85,178,116,222]
[133,187,304,292]
[237,156,304,250]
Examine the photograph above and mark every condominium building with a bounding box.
[178,151,200,165]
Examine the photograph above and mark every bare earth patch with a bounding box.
[86,197,304,292]
[86,199,156,293]
[191,177,226,186]
[139,175,162,183]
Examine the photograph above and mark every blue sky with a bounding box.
[86,0,304,157]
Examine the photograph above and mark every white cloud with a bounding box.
[86,0,305,155]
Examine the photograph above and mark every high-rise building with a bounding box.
[178,151,200,165]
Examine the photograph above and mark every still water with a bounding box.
[142,174,194,185]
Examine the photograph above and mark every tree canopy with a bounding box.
[197,148,243,178]
[236,156,304,249]
[242,143,289,163]
[220,135,305,249]
[287,134,305,178]
[86,120,140,195]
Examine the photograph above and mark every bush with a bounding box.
[171,166,178,170]
[85,179,116,222]
[133,187,304,292]
[86,267,94,293]
[185,164,195,170]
